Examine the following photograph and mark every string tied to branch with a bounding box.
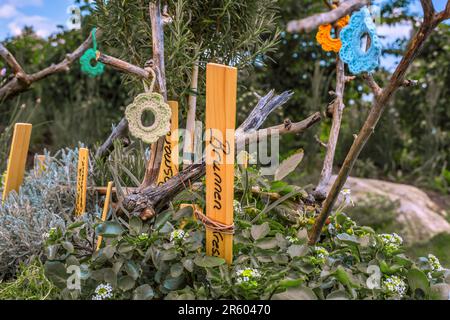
[80,27,105,77]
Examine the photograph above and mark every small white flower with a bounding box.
[382,276,407,298]
[428,254,443,272]
[380,233,403,255]
[233,200,243,214]
[286,236,299,244]
[170,229,186,242]
[340,188,354,206]
[93,283,113,300]
[0,68,6,77]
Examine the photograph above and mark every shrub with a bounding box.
[42,182,450,300]
[0,148,99,279]
[0,259,58,300]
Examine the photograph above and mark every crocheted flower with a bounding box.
[80,48,105,77]
[316,15,350,52]
[339,7,382,74]
[125,92,171,144]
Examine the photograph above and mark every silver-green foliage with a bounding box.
[0,148,98,279]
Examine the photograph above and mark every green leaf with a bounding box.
[155,210,172,231]
[182,258,194,272]
[103,268,117,287]
[336,233,359,244]
[274,149,304,181]
[255,238,278,249]
[173,206,193,220]
[124,261,140,280]
[333,266,359,288]
[170,263,184,278]
[67,221,85,230]
[287,245,308,258]
[271,286,317,300]
[129,216,143,236]
[408,268,430,297]
[194,256,226,268]
[278,278,303,289]
[133,284,154,300]
[326,290,349,300]
[44,261,68,290]
[62,241,74,254]
[118,275,136,291]
[96,221,124,238]
[251,222,270,240]
[163,275,185,290]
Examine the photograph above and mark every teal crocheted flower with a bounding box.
[80,48,105,77]
[339,7,382,74]
[80,27,105,77]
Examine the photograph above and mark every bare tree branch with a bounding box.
[141,0,168,188]
[308,12,446,245]
[0,29,153,102]
[313,56,346,200]
[287,0,368,33]
[363,74,383,98]
[434,0,450,22]
[0,43,26,76]
[122,110,321,218]
[420,0,436,23]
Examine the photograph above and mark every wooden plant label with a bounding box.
[157,101,179,185]
[205,63,237,264]
[96,181,113,250]
[75,148,89,216]
[2,123,32,201]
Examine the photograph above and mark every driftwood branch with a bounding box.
[0,29,155,102]
[122,107,321,219]
[141,0,168,188]
[313,55,346,200]
[308,2,448,245]
[0,43,25,75]
[0,31,98,101]
[287,0,368,33]
[183,60,199,165]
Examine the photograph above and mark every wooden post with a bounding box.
[2,123,32,201]
[75,148,89,216]
[205,63,237,264]
[157,101,179,185]
[96,181,113,250]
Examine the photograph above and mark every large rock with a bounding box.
[327,176,450,244]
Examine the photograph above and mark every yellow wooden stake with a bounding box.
[2,123,32,202]
[96,181,113,251]
[205,63,237,265]
[75,148,89,216]
[157,100,179,186]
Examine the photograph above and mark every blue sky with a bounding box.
[0,0,448,40]
[0,0,448,71]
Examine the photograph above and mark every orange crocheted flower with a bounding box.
[316,15,350,53]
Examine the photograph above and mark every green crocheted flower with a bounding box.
[80,48,105,77]
[80,27,105,77]
[125,92,171,144]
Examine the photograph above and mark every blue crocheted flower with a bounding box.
[339,7,382,74]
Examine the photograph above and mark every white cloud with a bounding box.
[5,0,44,8]
[8,14,57,37]
[377,22,413,45]
[0,4,18,18]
